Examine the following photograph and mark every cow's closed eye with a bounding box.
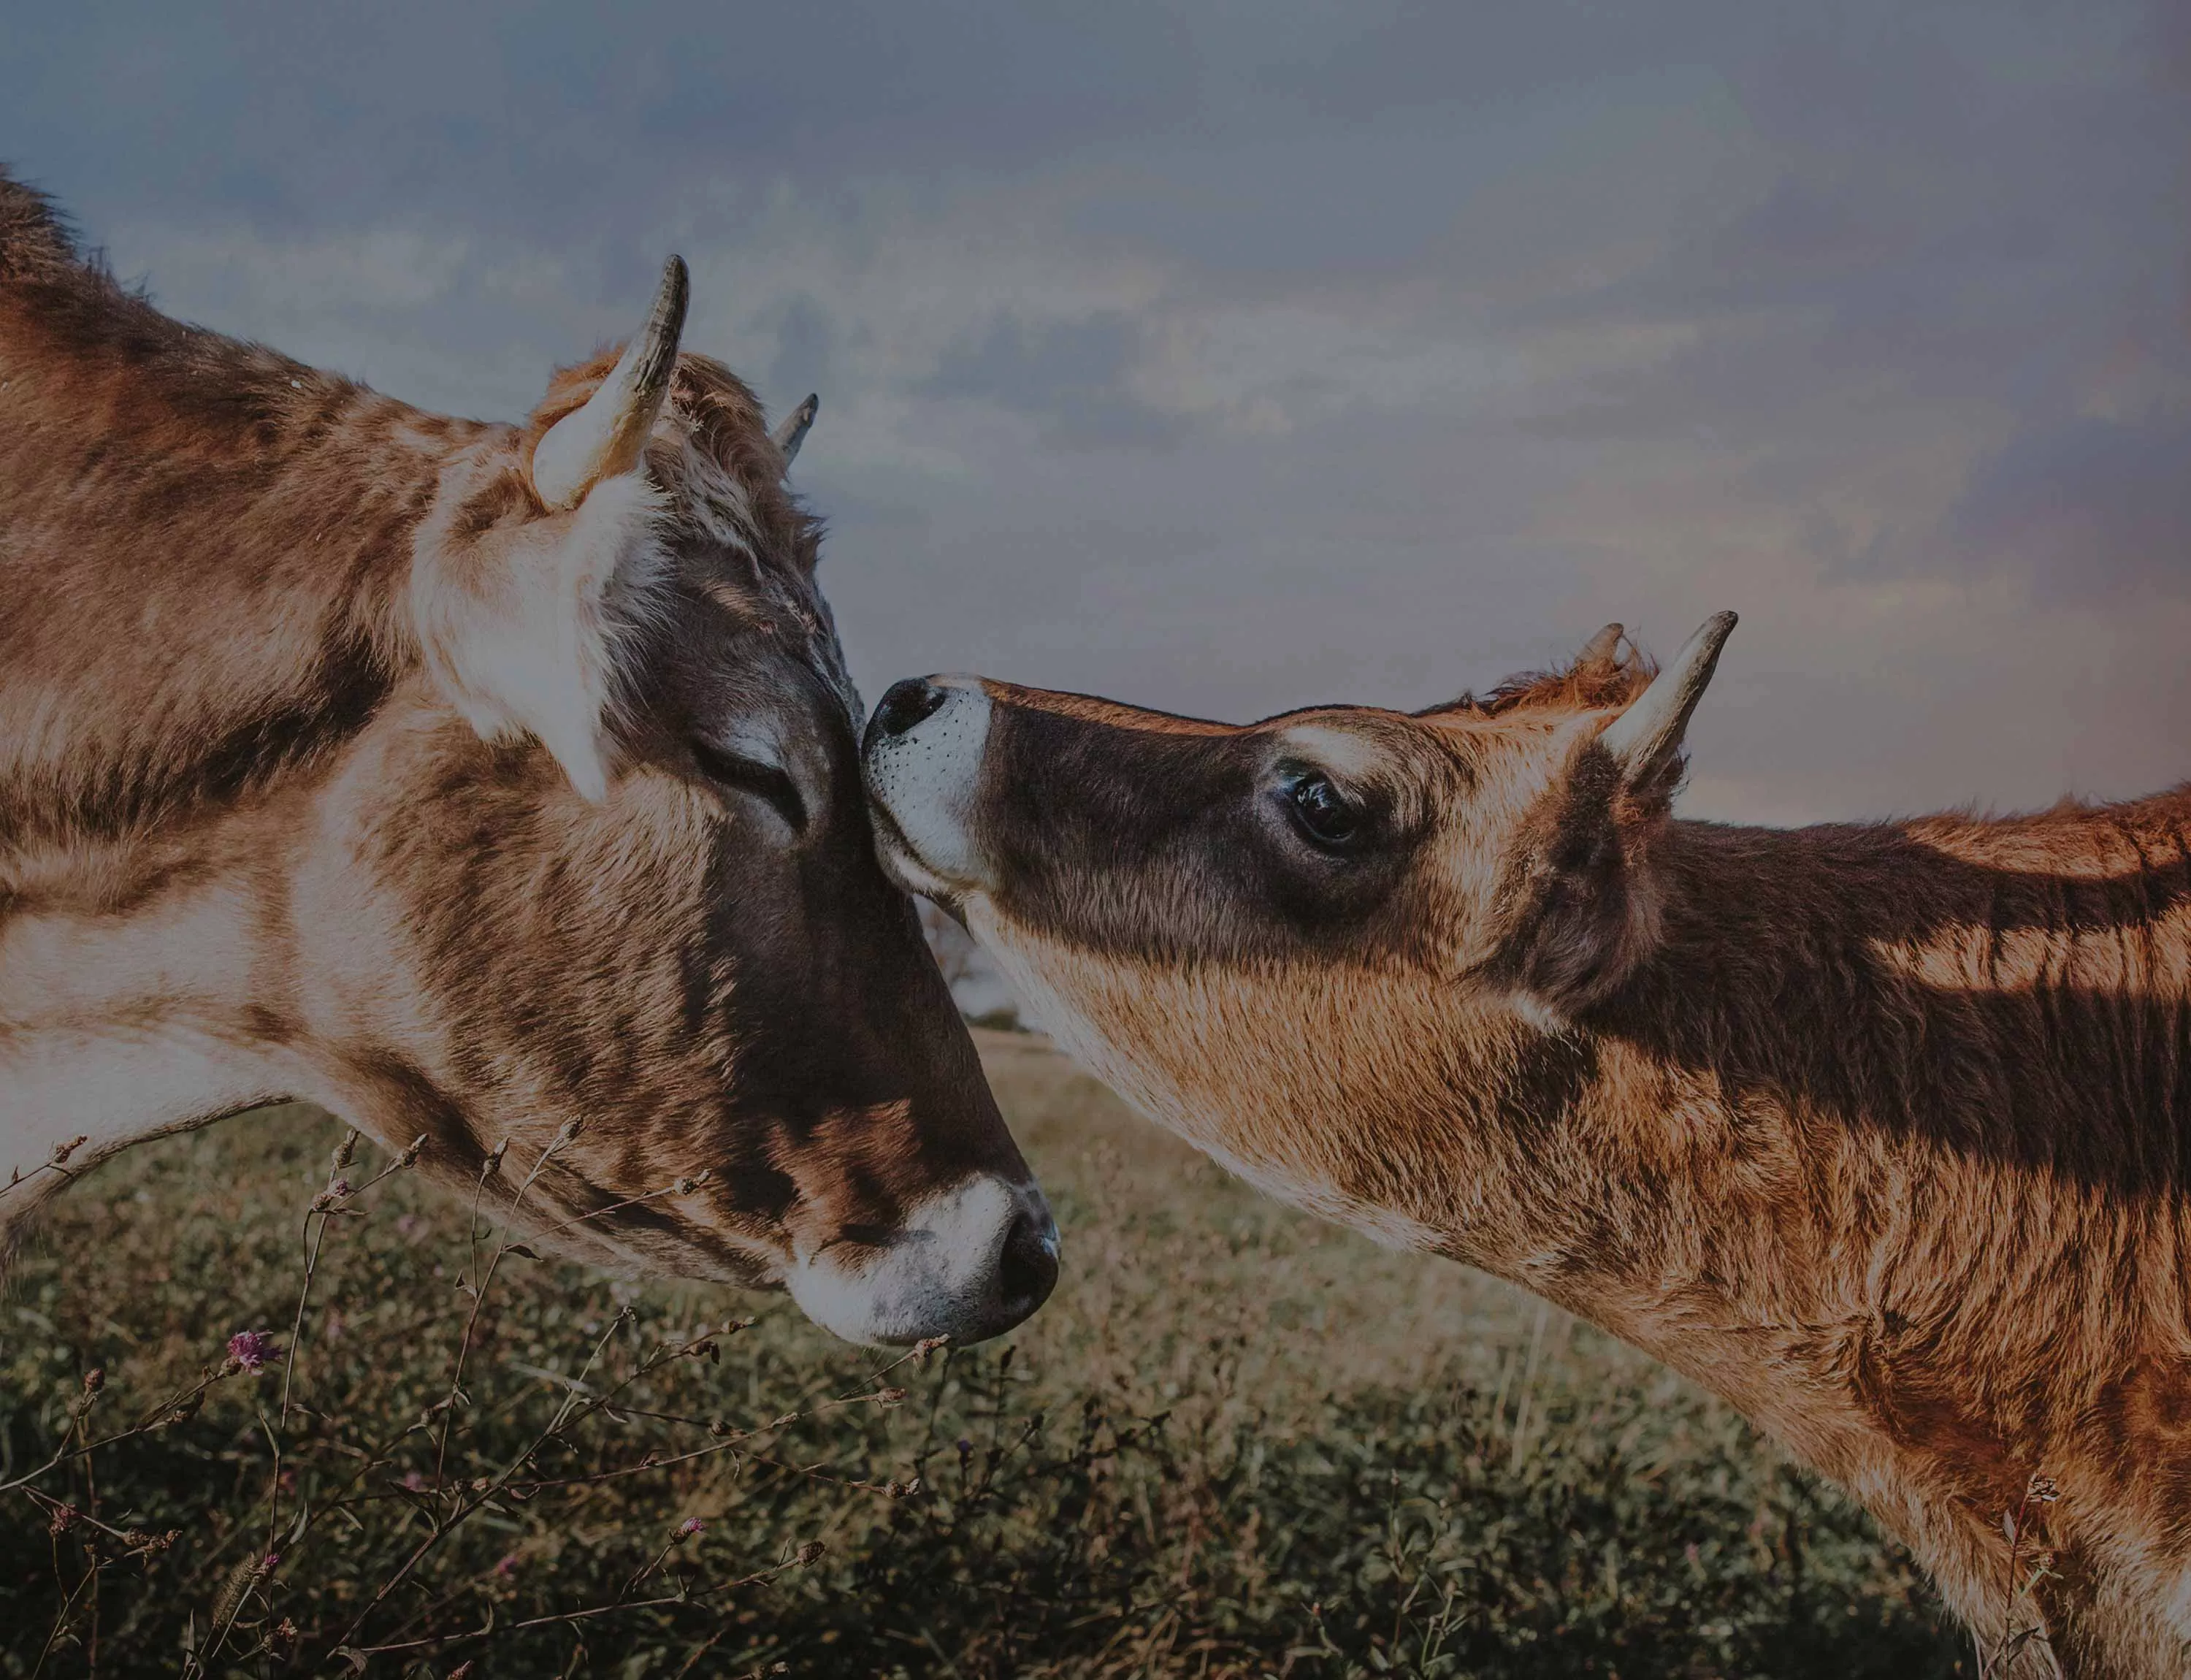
[689,737,806,830]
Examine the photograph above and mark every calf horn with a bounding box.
[1576,622,1626,667]
[1597,611,1737,785]
[773,393,819,470]
[530,256,691,510]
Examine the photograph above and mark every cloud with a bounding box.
[1951,414,2191,607]
[923,313,1183,449]
[5,0,2185,827]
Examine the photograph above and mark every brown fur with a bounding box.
[0,168,1045,1342]
[866,629,2191,1673]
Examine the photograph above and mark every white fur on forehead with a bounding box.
[1274,722,1388,782]
[412,458,673,801]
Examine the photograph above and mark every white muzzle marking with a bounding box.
[863,678,993,896]
[784,1174,1056,1347]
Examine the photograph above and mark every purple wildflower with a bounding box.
[226,1329,280,1372]
[494,1554,519,1578]
[674,1517,706,1540]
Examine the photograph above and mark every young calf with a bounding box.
[863,619,2191,1675]
[0,169,1055,1345]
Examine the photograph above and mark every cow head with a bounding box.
[311,261,1055,1343]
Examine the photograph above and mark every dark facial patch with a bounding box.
[970,687,1464,969]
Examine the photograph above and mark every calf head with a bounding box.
[857,617,1734,1250]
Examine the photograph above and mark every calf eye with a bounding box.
[1287,774,1362,849]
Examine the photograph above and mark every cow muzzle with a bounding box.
[863,676,995,899]
[784,1174,1059,1346]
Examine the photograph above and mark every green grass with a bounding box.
[2,1031,1967,1678]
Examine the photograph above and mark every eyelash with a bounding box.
[689,738,806,831]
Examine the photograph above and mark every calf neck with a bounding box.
[863,624,2191,1673]
[0,169,1057,1345]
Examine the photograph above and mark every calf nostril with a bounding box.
[871,678,949,742]
[996,1208,1060,1315]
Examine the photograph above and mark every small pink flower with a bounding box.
[674,1517,705,1540]
[402,1470,427,1492]
[226,1330,280,1371]
[494,1553,518,1578]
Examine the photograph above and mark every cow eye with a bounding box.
[1286,774,1362,849]
[689,737,806,831]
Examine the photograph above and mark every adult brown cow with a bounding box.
[0,170,1058,1348]
[863,619,2191,1674]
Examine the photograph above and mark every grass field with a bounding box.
[2,1029,1969,1678]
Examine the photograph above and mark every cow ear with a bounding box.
[1501,613,1735,1012]
[530,258,687,510]
[408,261,689,800]
[411,468,671,800]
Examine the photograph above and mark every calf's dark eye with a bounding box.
[1288,774,1362,848]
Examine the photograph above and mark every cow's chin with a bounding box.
[461,1153,1057,1348]
[866,801,969,910]
[486,1203,780,1290]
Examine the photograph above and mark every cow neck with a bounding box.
[1510,803,2191,1616]
[0,801,314,1232]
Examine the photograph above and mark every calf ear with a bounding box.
[1595,612,1736,809]
[410,261,689,800]
[1504,613,1736,1009]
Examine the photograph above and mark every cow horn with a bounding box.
[1576,622,1626,667]
[1597,611,1737,784]
[773,393,818,470]
[530,256,690,510]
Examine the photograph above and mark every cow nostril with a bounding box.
[996,1208,1060,1315]
[871,678,949,742]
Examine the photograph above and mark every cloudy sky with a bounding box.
[9,1,2187,825]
